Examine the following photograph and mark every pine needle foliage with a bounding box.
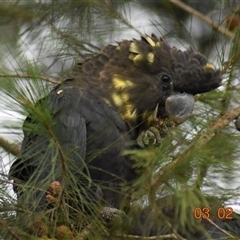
[1,1,240,240]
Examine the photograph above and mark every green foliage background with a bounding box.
[0,0,240,239]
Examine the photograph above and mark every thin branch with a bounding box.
[151,105,240,190]
[0,136,20,157]
[0,206,32,215]
[17,95,71,221]
[0,73,61,84]
[18,95,68,171]
[206,218,235,238]
[115,233,180,239]
[170,0,234,39]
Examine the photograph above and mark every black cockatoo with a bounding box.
[9,34,221,213]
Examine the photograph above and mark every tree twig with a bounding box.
[205,218,235,238]
[151,105,240,190]
[0,73,60,84]
[170,0,234,39]
[115,233,180,239]
[0,136,20,157]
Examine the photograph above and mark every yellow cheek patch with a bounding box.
[142,110,150,120]
[142,110,154,126]
[112,76,134,90]
[111,73,136,121]
[146,114,154,125]
[111,92,123,107]
[57,90,63,94]
[111,92,130,108]
[122,104,137,121]
[111,91,133,120]
[121,93,129,102]
[204,62,215,70]
[147,52,154,63]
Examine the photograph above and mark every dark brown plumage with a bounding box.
[9,34,222,214]
[71,35,221,124]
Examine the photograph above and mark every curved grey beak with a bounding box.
[165,93,195,124]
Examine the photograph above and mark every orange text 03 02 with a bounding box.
[194,207,233,220]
